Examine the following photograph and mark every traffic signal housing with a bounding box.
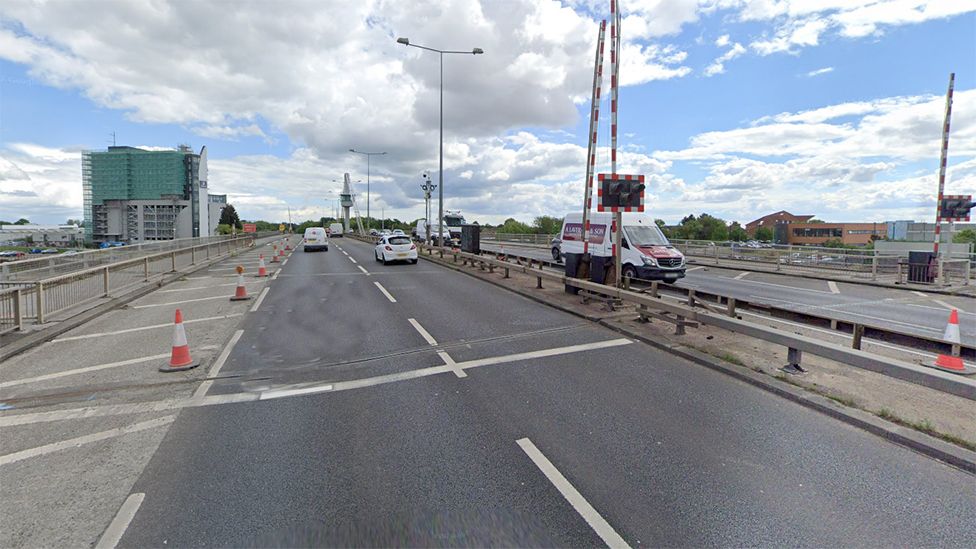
[597,174,645,212]
[940,195,974,222]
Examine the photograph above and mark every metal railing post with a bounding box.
[171,251,177,272]
[871,251,878,281]
[36,282,44,324]
[191,246,195,265]
[726,297,736,318]
[14,288,23,330]
[144,257,150,282]
[852,324,864,350]
[103,266,110,297]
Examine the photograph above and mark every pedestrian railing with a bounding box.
[0,235,254,333]
[0,232,275,282]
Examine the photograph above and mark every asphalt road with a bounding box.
[110,237,976,547]
[479,242,975,342]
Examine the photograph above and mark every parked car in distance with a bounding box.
[28,247,43,254]
[302,227,329,252]
[550,236,562,262]
[40,248,59,254]
[98,241,126,249]
[374,235,418,265]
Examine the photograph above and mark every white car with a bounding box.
[374,235,418,265]
[303,227,329,252]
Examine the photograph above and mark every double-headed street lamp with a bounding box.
[396,37,483,247]
[348,149,386,229]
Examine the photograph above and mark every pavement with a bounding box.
[479,242,975,343]
[2,235,974,548]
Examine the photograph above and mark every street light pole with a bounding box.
[396,37,483,246]
[349,149,386,230]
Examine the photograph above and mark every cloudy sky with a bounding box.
[1,0,974,226]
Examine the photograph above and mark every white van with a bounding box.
[303,227,329,252]
[559,212,686,282]
[328,223,344,237]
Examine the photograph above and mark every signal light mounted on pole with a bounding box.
[597,174,646,212]
[939,195,974,222]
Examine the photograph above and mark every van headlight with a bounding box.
[641,256,658,266]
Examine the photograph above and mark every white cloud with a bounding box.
[0,145,83,223]
[703,42,746,76]
[804,66,834,77]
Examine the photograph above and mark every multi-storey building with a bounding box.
[82,145,224,243]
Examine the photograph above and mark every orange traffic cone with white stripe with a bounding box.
[278,244,285,257]
[271,245,279,262]
[285,240,291,251]
[230,266,251,301]
[930,309,974,375]
[256,254,268,277]
[160,309,198,372]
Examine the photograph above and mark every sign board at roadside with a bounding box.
[278,224,285,232]
[243,223,257,233]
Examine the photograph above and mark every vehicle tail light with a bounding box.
[385,245,393,251]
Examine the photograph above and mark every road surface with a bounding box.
[109,237,974,547]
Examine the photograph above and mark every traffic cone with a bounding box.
[930,309,974,375]
[285,240,292,251]
[271,245,279,262]
[256,255,268,277]
[278,245,285,257]
[160,309,198,372]
[230,268,251,301]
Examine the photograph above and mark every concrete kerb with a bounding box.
[412,244,976,474]
[685,258,975,297]
[0,237,276,362]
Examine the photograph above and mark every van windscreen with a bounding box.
[625,225,669,246]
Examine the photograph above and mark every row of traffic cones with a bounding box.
[161,239,297,372]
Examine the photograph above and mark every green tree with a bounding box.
[218,204,242,229]
[953,228,976,245]
[533,215,562,235]
[498,217,533,234]
[728,221,748,242]
[822,238,845,248]
[216,223,234,235]
[14,218,30,225]
[807,219,825,224]
[754,226,774,241]
[65,218,85,227]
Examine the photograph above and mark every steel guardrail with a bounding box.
[411,242,975,401]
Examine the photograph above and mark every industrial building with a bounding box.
[82,145,225,244]
[746,211,974,247]
[0,224,83,247]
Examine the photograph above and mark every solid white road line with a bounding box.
[912,290,929,297]
[0,339,636,426]
[516,438,630,549]
[0,347,213,389]
[734,272,750,280]
[454,338,633,371]
[374,281,397,303]
[827,281,840,294]
[132,295,231,309]
[408,318,438,345]
[357,265,370,275]
[250,287,270,312]
[0,416,176,466]
[52,314,243,342]
[686,266,705,272]
[94,493,146,549]
[192,329,244,400]
[157,282,261,293]
[438,350,467,378]
[260,384,335,400]
[933,299,957,311]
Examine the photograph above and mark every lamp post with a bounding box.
[348,149,386,230]
[396,37,483,246]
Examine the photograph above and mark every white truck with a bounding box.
[559,212,686,282]
[414,211,466,246]
[328,222,344,237]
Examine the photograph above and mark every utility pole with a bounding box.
[610,0,622,288]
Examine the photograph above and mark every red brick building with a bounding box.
[745,211,815,236]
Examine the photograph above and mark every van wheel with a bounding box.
[622,265,638,281]
[410,259,418,264]
[375,252,381,262]
[551,248,561,261]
